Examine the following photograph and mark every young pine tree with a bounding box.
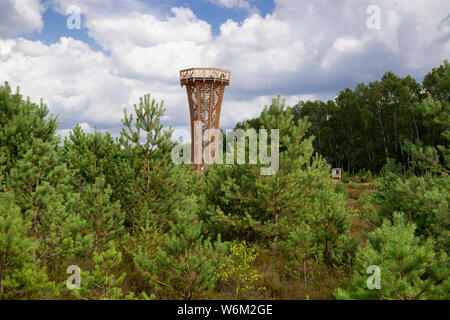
[120,94,196,231]
[254,95,317,247]
[203,95,346,250]
[0,194,56,299]
[78,177,125,253]
[72,241,133,300]
[0,82,58,175]
[378,173,449,252]
[133,197,226,299]
[0,83,86,261]
[6,138,88,261]
[307,187,354,265]
[61,125,135,219]
[335,212,449,300]
[282,184,354,287]
[283,223,323,287]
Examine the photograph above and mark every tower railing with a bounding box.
[180,68,231,86]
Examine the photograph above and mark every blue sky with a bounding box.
[0,0,449,138]
[25,0,276,50]
[25,8,99,48]
[152,0,276,34]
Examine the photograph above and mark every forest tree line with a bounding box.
[240,60,449,176]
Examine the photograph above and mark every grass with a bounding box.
[344,181,378,246]
[212,249,347,300]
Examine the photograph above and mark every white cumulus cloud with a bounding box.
[206,0,255,12]
[0,0,44,37]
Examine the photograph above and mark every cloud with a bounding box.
[0,0,449,140]
[49,0,150,17]
[86,8,212,50]
[0,37,132,131]
[206,0,256,12]
[0,0,44,37]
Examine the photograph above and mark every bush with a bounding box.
[355,169,374,183]
[215,241,265,297]
[341,171,350,183]
[357,189,380,227]
[334,182,348,198]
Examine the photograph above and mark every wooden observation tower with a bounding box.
[180,68,231,172]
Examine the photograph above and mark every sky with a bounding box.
[0,0,449,140]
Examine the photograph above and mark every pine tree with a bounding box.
[78,177,125,253]
[133,197,226,299]
[283,184,354,285]
[1,83,88,262]
[6,137,88,261]
[0,193,56,299]
[254,95,315,247]
[120,94,197,231]
[204,96,339,248]
[335,212,449,300]
[0,82,58,175]
[283,223,322,287]
[307,187,353,265]
[202,164,264,241]
[73,241,132,300]
[62,125,135,216]
[378,173,449,251]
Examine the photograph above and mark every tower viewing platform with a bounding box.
[180,68,231,86]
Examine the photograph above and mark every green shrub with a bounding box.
[334,182,348,198]
[216,241,265,297]
[357,189,380,227]
[341,171,350,183]
[355,169,374,183]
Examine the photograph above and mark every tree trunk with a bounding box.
[33,168,42,240]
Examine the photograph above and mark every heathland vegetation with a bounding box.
[0,61,448,300]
